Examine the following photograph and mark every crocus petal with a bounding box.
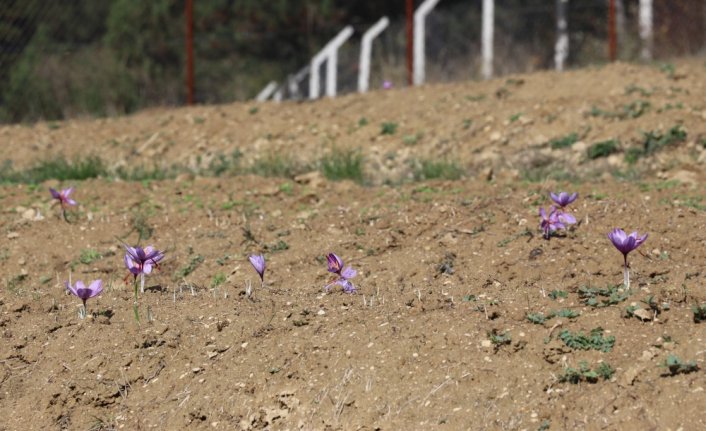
[143,262,153,274]
[87,279,103,298]
[248,254,265,279]
[327,253,343,274]
[539,207,547,219]
[49,188,60,199]
[65,281,79,298]
[337,279,357,293]
[63,187,74,197]
[558,212,576,225]
[65,198,77,206]
[341,266,357,280]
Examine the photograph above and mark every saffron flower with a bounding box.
[539,206,565,239]
[65,278,103,318]
[550,191,578,208]
[608,228,647,289]
[325,252,357,293]
[49,187,77,222]
[248,254,266,284]
[383,80,393,90]
[124,245,165,293]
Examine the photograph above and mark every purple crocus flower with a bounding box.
[608,228,647,289]
[325,253,357,293]
[383,80,393,90]
[550,191,578,208]
[539,206,565,239]
[50,187,77,222]
[65,279,103,317]
[248,254,266,282]
[124,245,165,293]
[50,187,77,207]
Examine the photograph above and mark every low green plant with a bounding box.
[548,290,568,300]
[412,159,464,181]
[587,139,619,160]
[692,304,706,323]
[578,285,628,307]
[320,149,364,183]
[380,122,398,135]
[79,249,102,265]
[559,327,615,352]
[210,272,226,289]
[549,132,578,150]
[661,354,699,376]
[0,155,108,183]
[488,329,511,348]
[249,154,305,178]
[559,361,615,384]
[174,254,204,280]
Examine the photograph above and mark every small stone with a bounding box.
[481,340,492,348]
[317,309,325,316]
[7,232,19,239]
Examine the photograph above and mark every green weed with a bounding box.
[380,122,398,135]
[549,132,578,150]
[661,354,699,376]
[579,285,628,308]
[692,304,706,323]
[320,149,364,183]
[559,361,614,384]
[587,139,619,160]
[412,159,464,181]
[174,254,204,280]
[559,327,615,352]
[79,249,102,265]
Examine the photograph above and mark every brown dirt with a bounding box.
[1,58,706,430]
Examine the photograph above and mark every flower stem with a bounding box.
[140,273,145,294]
[623,255,630,290]
[133,276,140,322]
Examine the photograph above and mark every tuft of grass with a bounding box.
[249,154,305,178]
[210,272,226,289]
[320,149,364,183]
[1,155,108,184]
[402,133,423,146]
[173,254,204,280]
[587,139,619,160]
[642,125,687,155]
[559,327,615,352]
[380,122,398,135]
[412,159,464,181]
[79,249,102,265]
[549,132,578,150]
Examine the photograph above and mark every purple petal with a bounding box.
[327,253,343,274]
[87,279,103,298]
[337,279,357,293]
[558,212,576,225]
[248,254,265,279]
[49,188,60,199]
[341,266,357,280]
[65,198,77,206]
[143,262,153,274]
[63,187,74,197]
[539,207,547,219]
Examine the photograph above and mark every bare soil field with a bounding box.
[1,58,706,430]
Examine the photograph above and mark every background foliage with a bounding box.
[0,0,703,123]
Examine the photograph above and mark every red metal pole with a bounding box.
[185,0,195,105]
[608,0,617,61]
[406,0,413,86]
